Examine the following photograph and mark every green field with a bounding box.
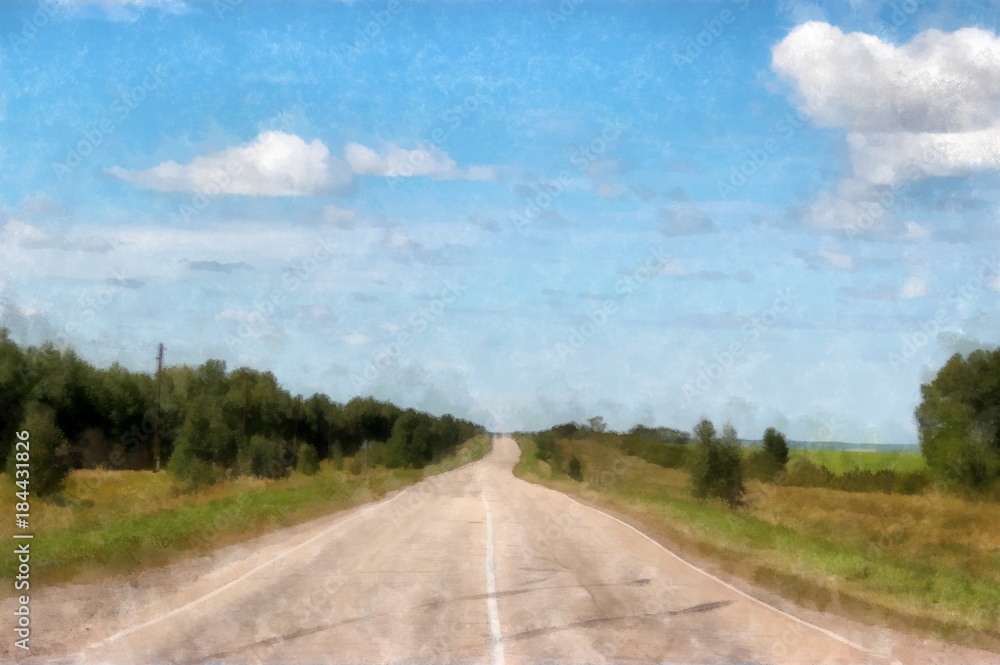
[789,448,926,474]
[0,435,490,591]
[514,434,1000,651]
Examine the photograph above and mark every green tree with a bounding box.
[916,350,1000,490]
[586,416,607,433]
[296,443,319,476]
[8,402,71,497]
[240,435,290,479]
[690,419,746,508]
[762,427,789,466]
[168,395,237,482]
[568,455,583,481]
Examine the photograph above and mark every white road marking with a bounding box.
[85,483,415,652]
[557,491,875,656]
[480,484,506,665]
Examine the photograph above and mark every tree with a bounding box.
[762,427,789,466]
[690,419,746,508]
[586,416,607,433]
[568,455,583,481]
[8,402,71,497]
[168,394,237,482]
[296,443,319,476]
[916,350,1000,490]
[241,435,290,479]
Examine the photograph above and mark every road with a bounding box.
[11,436,996,664]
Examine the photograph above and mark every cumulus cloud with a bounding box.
[1,220,112,253]
[107,131,351,196]
[344,141,494,180]
[773,22,1000,133]
[772,22,1000,234]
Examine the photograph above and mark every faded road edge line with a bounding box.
[86,482,415,651]
[558,492,875,656]
[480,485,506,665]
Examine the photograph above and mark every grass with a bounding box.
[513,434,1000,652]
[789,448,927,474]
[0,434,490,591]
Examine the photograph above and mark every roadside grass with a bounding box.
[789,449,926,474]
[513,434,1000,651]
[0,434,490,591]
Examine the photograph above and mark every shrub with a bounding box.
[296,443,319,476]
[331,444,344,471]
[690,420,746,508]
[240,435,290,479]
[8,402,71,498]
[783,457,833,488]
[745,448,784,482]
[535,433,565,469]
[183,458,221,491]
[568,455,583,481]
[348,456,364,475]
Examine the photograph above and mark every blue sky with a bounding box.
[2,0,999,443]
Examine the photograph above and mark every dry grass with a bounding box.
[513,434,1000,651]
[0,435,491,590]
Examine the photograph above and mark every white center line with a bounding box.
[480,483,506,665]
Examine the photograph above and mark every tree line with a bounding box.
[0,330,483,495]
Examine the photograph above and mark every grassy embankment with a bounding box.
[513,434,1000,651]
[0,434,491,592]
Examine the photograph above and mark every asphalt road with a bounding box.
[14,436,995,664]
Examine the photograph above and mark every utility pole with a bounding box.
[153,343,164,472]
[242,372,250,444]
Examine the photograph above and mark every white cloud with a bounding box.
[848,126,1000,186]
[773,22,1000,234]
[343,333,369,346]
[107,131,351,197]
[344,141,495,180]
[773,22,1000,133]
[900,275,929,299]
[1,220,112,253]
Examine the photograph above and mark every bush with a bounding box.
[7,402,71,498]
[240,435,290,479]
[690,420,746,508]
[331,444,344,471]
[745,448,784,482]
[296,443,319,476]
[534,433,565,469]
[780,458,932,495]
[783,457,833,488]
[348,456,364,475]
[568,455,583,481]
[183,458,222,491]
